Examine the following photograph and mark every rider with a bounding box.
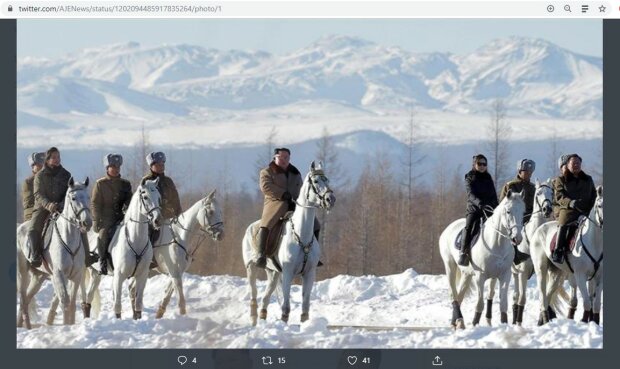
[459,154,499,266]
[499,159,535,265]
[92,154,133,275]
[28,147,94,268]
[142,151,182,247]
[256,147,321,269]
[552,154,597,264]
[22,152,45,222]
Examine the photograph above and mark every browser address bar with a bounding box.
[0,1,615,18]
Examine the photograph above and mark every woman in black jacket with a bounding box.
[459,154,499,266]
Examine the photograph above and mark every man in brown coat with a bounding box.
[552,154,597,263]
[22,152,45,222]
[92,154,133,275]
[499,159,536,265]
[28,147,73,267]
[256,147,321,268]
[142,151,182,245]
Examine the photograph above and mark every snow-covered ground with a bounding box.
[16,269,603,349]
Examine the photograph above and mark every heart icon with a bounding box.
[347,356,357,365]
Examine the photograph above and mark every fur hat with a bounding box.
[273,147,291,156]
[146,151,166,166]
[558,154,571,170]
[103,153,123,168]
[28,152,45,167]
[517,159,535,173]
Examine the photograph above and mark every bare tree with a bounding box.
[546,124,561,181]
[126,124,151,187]
[485,99,512,189]
[252,126,278,190]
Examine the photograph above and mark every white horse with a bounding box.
[484,179,554,325]
[152,190,224,318]
[242,161,335,326]
[109,178,162,319]
[531,186,603,325]
[17,177,93,329]
[439,190,525,329]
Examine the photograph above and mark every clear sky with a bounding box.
[17,19,602,58]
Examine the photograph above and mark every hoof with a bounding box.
[592,313,600,325]
[133,311,142,320]
[455,318,465,330]
[568,307,577,320]
[155,306,165,319]
[81,302,92,318]
[582,309,592,323]
[538,310,549,326]
[301,313,309,323]
[472,311,482,326]
[115,313,121,319]
[500,312,508,324]
[281,313,289,323]
[179,306,186,315]
[259,309,268,320]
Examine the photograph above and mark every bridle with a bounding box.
[129,188,161,224]
[296,170,334,209]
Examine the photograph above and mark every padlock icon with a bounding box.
[8,5,13,12]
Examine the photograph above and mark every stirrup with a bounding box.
[30,255,42,268]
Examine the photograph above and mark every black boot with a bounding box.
[458,229,472,266]
[552,226,569,264]
[96,236,108,275]
[28,230,43,268]
[256,227,269,269]
[314,229,324,267]
[82,233,98,267]
[513,245,530,265]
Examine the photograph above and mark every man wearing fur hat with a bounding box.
[142,151,182,246]
[28,147,82,267]
[92,154,133,275]
[499,159,536,265]
[256,147,321,269]
[22,152,45,222]
[552,154,597,264]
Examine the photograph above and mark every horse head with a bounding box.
[199,189,224,241]
[594,185,603,227]
[534,178,554,218]
[66,176,93,233]
[139,177,163,229]
[502,189,526,246]
[306,161,336,211]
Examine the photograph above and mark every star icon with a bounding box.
[599,5,606,12]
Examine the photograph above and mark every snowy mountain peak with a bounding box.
[309,34,376,51]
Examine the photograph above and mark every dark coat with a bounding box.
[22,174,35,221]
[141,172,182,220]
[465,170,498,215]
[553,170,597,225]
[33,164,72,211]
[500,176,535,223]
[259,162,303,229]
[92,175,133,231]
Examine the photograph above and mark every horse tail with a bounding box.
[548,270,569,316]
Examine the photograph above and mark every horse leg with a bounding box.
[443,260,464,329]
[171,274,186,316]
[82,268,101,319]
[129,277,137,314]
[247,264,259,326]
[261,269,279,322]
[68,278,81,325]
[486,278,497,325]
[498,270,511,325]
[280,271,293,323]
[568,282,578,320]
[592,278,603,325]
[472,275,485,326]
[47,294,60,325]
[156,280,175,319]
[17,270,32,329]
[113,272,123,319]
[535,261,549,326]
[575,274,592,323]
[300,268,317,323]
[515,269,528,326]
[132,271,148,320]
[52,271,71,325]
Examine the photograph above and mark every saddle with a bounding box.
[550,224,580,254]
[454,227,481,251]
[252,211,294,258]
